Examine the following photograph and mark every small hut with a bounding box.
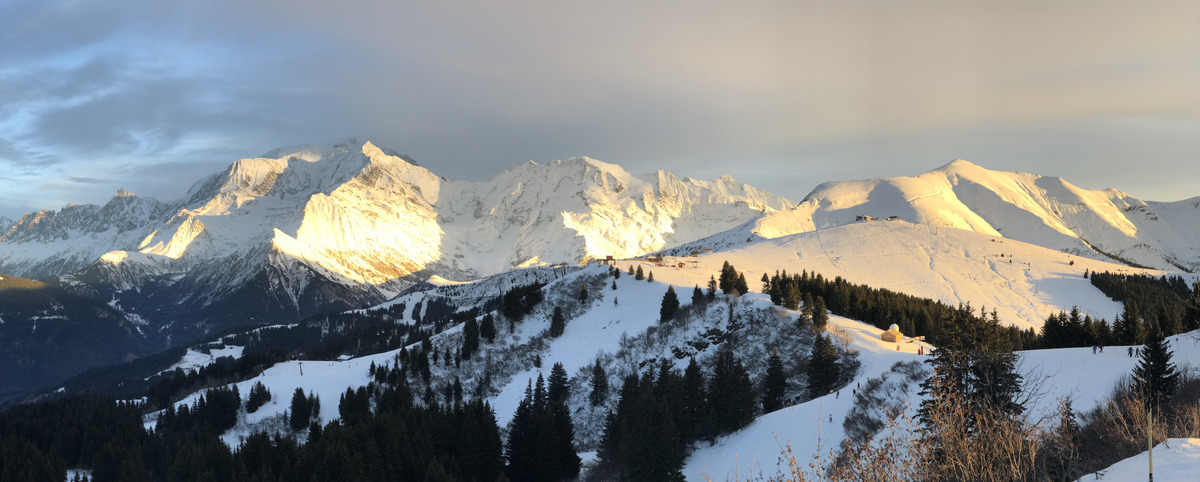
[880,323,903,343]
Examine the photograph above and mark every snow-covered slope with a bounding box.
[1083,438,1200,481]
[685,327,1200,481]
[662,219,1148,329]
[747,160,1200,272]
[149,252,1200,481]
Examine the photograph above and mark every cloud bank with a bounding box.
[1,0,1197,219]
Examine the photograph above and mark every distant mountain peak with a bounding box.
[113,188,136,198]
[935,158,983,172]
[756,160,1200,272]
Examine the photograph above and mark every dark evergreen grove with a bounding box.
[505,375,581,482]
[1039,273,1199,349]
[759,264,1036,348]
[0,378,513,481]
[756,262,1200,351]
[595,351,759,481]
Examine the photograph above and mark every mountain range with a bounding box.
[1,140,1197,396]
[1,140,793,345]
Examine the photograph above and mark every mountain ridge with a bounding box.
[1,140,795,345]
[762,159,1200,272]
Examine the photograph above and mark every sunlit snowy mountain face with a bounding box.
[745,160,1200,272]
[0,140,794,339]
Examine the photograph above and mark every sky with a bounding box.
[1,0,1198,220]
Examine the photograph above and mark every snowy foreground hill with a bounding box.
[147,255,1200,480]
[665,217,1154,328]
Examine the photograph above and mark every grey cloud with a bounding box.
[66,176,112,185]
[0,0,1197,217]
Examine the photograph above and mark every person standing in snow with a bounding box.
[1092,345,1097,354]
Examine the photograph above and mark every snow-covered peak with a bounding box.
[933,158,984,173]
[259,143,330,162]
[759,161,1200,272]
[22,140,794,325]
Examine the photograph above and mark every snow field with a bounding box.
[1083,438,1200,481]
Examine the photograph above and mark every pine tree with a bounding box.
[549,306,566,338]
[719,261,737,293]
[462,318,480,359]
[660,286,680,323]
[506,383,538,481]
[692,285,704,306]
[807,334,839,399]
[289,388,312,432]
[1187,280,1200,331]
[480,313,496,342]
[812,295,829,330]
[1044,398,1082,481]
[783,283,801,310]
[707,349,756,436]
[635,265,645,280]
[647,270,654,282]
[547,402,583,480]
[1158,304,1182,336]
[548,362,569,405]
[1119,301,1146,345]
[761,351,787,412]
[590,360,609,406]
[579,283,589,302]
[682,357,706,440]
[628,265,635,276]
[918,308,1024,439]
[735,273,748,295]
[706,276,717,301]
[1132,331,1180,409]
[761,273,771,293]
